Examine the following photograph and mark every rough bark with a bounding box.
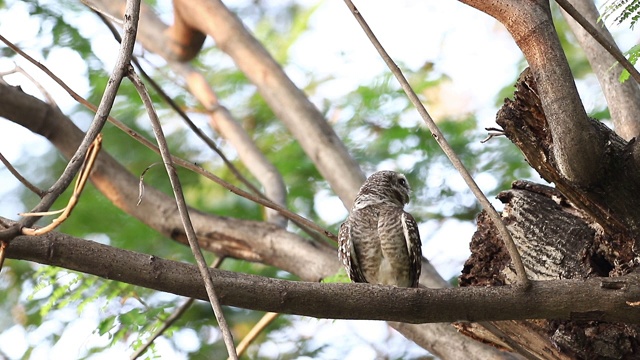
[459,70,640,358]
[498,69,640,241]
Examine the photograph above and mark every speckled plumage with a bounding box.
[338,170,422,287]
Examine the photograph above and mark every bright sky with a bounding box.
[0,0,637,359]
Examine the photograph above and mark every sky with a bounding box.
[0,0,637,359]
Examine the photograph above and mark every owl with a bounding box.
[338,170,422,287]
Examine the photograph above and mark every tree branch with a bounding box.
[0,0,140,233]
[6,226,640,324]
[127,69,237,359]
[391,322,521,359]
[0,151,44,197]
[0,80,518,360]
[343,0,529,288]
[558,0,640,140]
[90,10,288,227]
[460,0,604,187]
[168,0,366,207]
[170,61,290,228]
[0,82,336,280]
[89,0,366,207]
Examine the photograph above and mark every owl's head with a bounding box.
[353,170,411,209]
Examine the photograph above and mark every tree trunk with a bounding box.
[460,69,640,359]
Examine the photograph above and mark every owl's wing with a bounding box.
[401,211,423,287]
[338,221,367,283]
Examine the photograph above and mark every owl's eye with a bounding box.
[398,178,407,187]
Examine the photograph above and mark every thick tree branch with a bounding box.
[0,82,517,360]
[460,0,604,187]
[559,0,640,140]
[496,68,640,238]
[343,0,529,288]
[166,0,207,61]
[89,1,287,227]
[391,322,522,359]
[461,69,640,358]
[91,11,288,227]
[90,0,365,207]
[0,82,335,281]
[169,0,366,207]
[5,228,640,324]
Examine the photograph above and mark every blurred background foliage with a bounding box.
[0,0,622,358]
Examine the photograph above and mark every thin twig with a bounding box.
[233,311,279,359]
[90,8,290,228]
[342,0,530,288]
[0,152,44,197]
[0,0,140,236]
[127,69,238,359]
[136,162,162,206]
[481,127,506,143]
[555,0,640,85]
[0,64,57,106]
[20,134,102,236]
[131,256,227,360]
[0,241,6,272]
[81,0,124,25]
[90,9,264,198]
[91,10,332,244]
[0,33,338,244]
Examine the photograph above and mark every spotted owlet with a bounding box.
[338,170,422,287]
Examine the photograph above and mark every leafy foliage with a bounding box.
[26,266,165,357]
[601,1,640,83]
[618,43,640,82]
[602,0,640,29]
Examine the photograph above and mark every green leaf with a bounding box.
[97,316,117,336]
[322,268,351,284]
